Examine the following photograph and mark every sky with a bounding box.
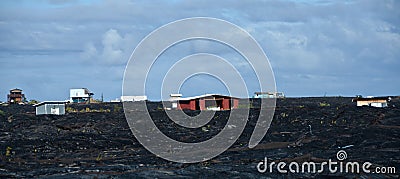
[0,0,399,101]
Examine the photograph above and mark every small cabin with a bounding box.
[34,101,66,115]
[120,96,147,102]
[253,92,285,98]
[352,97,389,108]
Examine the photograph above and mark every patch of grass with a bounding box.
[113,104,122,113]
[5,146,12,157]
[237,103,253,109]
[28,100,39,105]
[96,153,102,161]
[66,106,76,113]
[98,108,110,113]
[319,102,330,107]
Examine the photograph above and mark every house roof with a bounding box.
[254,92,274,94]
[178,94,239,101]
[33,101,67,107]
[170,94,182,97]
[254,92,284,95]
[10,88,22,92]
[352,97,389,102]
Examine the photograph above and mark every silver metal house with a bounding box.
[34,101,66,115]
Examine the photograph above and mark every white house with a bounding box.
[34,101,66,115]
[120,96,147,102]
[169,94,182,109]
[70,88,93,103]
[352,97,389,107]
[253,92,285,98]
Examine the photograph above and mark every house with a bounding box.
[120,96,147,102]
[176,94,239,111]
[253,92,285,98]
[34,101,66,115]
[110,96,147,102]
[110,98,121,103]
[169,94,182,109]
[352,96,389,107]
[70,88,94,103]
[7,88,25,104]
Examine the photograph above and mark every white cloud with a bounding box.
[101,29,124,64]
[80,28,137,65]
[80,42,97,59]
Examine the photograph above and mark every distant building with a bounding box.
[120,96,147,102]
[169,94,182,109]
[7,88,25,104]
[110,98,121,103]
[253,92,285,98]
[176,94,239,111]
[352,96,389,107]
[34,101,66,115]
[70,88,94,103]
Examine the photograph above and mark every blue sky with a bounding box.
[0,0,399,101]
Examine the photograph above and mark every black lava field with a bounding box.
[0,97,399,178]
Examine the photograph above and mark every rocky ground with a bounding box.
[0,97,399,178]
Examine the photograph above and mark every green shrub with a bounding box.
[28,99,40,105]
[237,104,252,109]
[66,107,76,113]
[319,102,330,107]
[5,146,12,157]
[113,104,122,113]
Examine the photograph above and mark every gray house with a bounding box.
[34,101,66,115]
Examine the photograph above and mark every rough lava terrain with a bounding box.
[0,97,399,178]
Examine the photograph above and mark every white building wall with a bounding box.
[121,96,147,102]
[70,89,90,98]
[35,103,65,115]
[370,102,387,108]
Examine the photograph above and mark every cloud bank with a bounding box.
[0,0,398,101]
